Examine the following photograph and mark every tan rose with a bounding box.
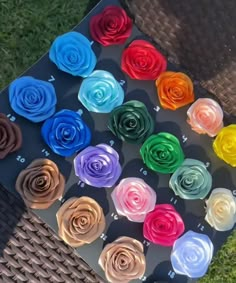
[16,158,65,209]
[99,236,146,283]
[205,188,236,231]
[56,197,105,247]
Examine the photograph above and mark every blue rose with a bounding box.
[41,109,91,157]
[9,76,57,123]
[49,31,97,77]
[78,70,124,113]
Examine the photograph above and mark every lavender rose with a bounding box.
[74,144,122,188]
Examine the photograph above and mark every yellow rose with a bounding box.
[205,188,236,231]
[213,124,236,167]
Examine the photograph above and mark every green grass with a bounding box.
[0,0,235,282]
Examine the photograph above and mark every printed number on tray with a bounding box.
[182,135,188,143]
[109,140,115,147]
[111,212,118,220]
[48,75,55,82]
[168,270,176,279]
[153,106,160,112]
[139,275,147,281]
[100,233,108,241]
[197,223,205,231]
[77,109,83,116]
[41,148,50,157]
[170,197,178,204]
[7,114,16,122]
[140,168,147,176]
[78,180,85,188]
[233,190,236,196]
[16,155,26,163]
[143,240,150,247]
[119,80,125,86]
[205,162,210,168]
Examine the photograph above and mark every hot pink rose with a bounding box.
[187,98,223,137]
[111,177,156,222]
[143,204,185,246]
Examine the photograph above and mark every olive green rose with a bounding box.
[169,159,212,199]
[140,133,184,174]
[108,100,154,144]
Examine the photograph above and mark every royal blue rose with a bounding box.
[41,109,91,157]
[9,76,57,123]
[49,31,97,77]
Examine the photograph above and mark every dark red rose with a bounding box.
[121,40,167,80]
[90,5,132,46]
[0,113,22,159]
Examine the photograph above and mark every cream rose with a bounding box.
[187,98,223,137]
[98,236,146,283]
[205,188,236,231]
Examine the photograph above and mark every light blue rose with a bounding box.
[49,31,96,77]
[78,70,124,113]
[171,230,213,278]
[9,76,57,123]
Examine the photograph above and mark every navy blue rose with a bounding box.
[9,76,57,123]
[41,109,91,157]
[49,31,97,77]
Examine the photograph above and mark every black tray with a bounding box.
[0,0,235,282]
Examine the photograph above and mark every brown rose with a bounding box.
[0,113,22,159]
[56,197,105,247]
[98,236,146,283]
[15,158,65,209]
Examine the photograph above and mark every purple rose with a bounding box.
[74,144,122,188]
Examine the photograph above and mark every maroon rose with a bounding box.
[121,40,167,80]
[0,113,22,159]
[90,5,132,46]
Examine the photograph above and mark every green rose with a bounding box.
[140,133,184,174]
[108,100,154,144]
[169,159,212,199]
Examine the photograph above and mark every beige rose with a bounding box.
[98,236,146,283]
[15,158,65,209]
[56,197,105,247]
[205,188,236,231]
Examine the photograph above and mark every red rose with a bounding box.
[90,6,132,46]
[121,40,167,80]
[143,204,185,246]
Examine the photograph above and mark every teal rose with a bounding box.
[169,158,212,200]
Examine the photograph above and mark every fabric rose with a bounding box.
[205,188,236,231]
[74,144,121,188]
[49,31,96,77]
[15,158,65,209]
[187,98,223,137]
[143,204,185,246]
[111,177,156,222]
[121,40,167,80]
[213,124,236,167]
[140,133,185,174]
[0,113,22,159]
[171,230,213,278]
[78,70,124,113]
[9,76,57,122]
[98,236,146,283]
[155,71,194,110]
[56,197,105,247]
[90,6,132,46]
[169,158,212,200]
[41,109,91,157]
[108,100,154,144]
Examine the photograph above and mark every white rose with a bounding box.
[205,188,236,231]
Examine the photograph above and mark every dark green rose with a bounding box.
[108,100,154,144]
[140,133,184,174]
[169,158,212,199]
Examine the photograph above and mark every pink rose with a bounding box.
[187,98,223,137]
[111,177,156,222]
[143,204,185,246]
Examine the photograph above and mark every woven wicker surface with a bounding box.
[122,0,236,117]
[0,186,104,283]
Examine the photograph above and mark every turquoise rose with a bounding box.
[169,158,212,200]
[78,70,124,113]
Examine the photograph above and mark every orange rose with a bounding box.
[156,71,194,110]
